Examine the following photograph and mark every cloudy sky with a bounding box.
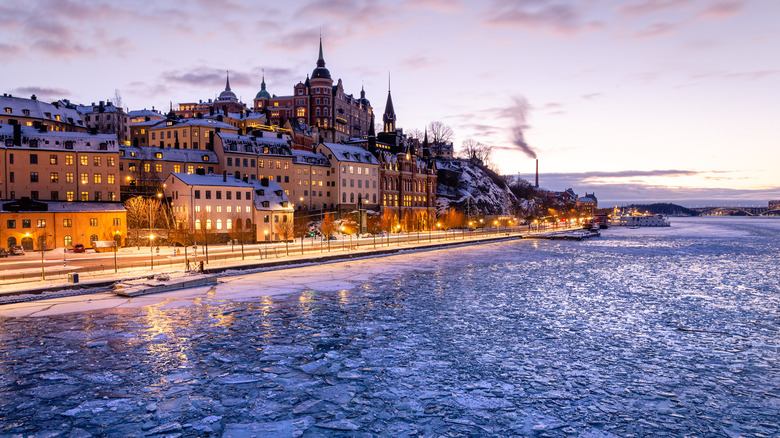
[2,0,778,206]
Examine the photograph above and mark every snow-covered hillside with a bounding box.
[434,158,530,216]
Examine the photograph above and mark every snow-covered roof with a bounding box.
[0,95,85,127]
[0,124,119,152]
[149,118,237,131]
[75,102,124,115]
[120,145,218,163]
[217,132,291,156]
[319,142,378,165]
[249,179,293,212]
[292,149,330,166]
[0,200,125,213]
[128,109,165,119]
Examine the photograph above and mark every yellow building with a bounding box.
[1,198,126,250]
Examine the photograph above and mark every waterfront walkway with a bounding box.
[0,226,572,302]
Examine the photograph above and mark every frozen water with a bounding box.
[0,217,778,436]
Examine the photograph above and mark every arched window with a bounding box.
[245,219,251,229]
[350,193,354,203]
[7,237,16,248]
[236,219,242,230]
[226,219,232,230]
[216,219,223,230]
[90,234,98,244]
[206,219,212,230]
[195,219,201,230]
[64,235,72,247]
[342,192,347,202]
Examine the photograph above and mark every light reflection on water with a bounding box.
[0,217,777,436]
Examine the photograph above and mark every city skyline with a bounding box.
[2,0,778,204]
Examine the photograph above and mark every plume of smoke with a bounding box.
[511,96,537,159]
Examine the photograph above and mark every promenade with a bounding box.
[0,225,567,303]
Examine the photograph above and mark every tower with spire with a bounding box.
[382,73,396,134]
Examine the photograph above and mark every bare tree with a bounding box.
[113,89,123,109]
[197,211,214,263]
[320,213,336,252]
[366,212,382,248]
[406,128,424,142]
[274,215,294,256]
[428,121,454,145]
[294,216,310,254]
[458,139,495,170]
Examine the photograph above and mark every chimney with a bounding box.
[535,159,539,188]
[12,122,22,146]
[261,178,269,187]
[223,170,227,182]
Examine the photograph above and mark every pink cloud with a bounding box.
[699,1,745,19]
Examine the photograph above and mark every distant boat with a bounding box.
[611,214,671,227]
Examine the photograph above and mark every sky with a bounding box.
[2,0,778,206]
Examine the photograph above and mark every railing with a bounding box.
[0,223,570,285]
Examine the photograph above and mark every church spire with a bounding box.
[383,72,396,133]
[225,71,231,91]
[317,36,325,67]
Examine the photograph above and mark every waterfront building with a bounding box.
[0,94,86,133]
[291,148,332,212]
[376,151,437,230]
[129,109,165,125]
[315,142,379,213]
[0,122,121,203]
[164,172,292,243]
[76,101,130,144]
[0,198,126,251]
[0,122,126,249]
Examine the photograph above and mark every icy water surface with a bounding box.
[1,217,779,437]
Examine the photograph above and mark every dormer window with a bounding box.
[3,107,10,114]
[202,155,209,161]
[99,143,108,150]
[29,140,38,148]
[262,201,269,208]
[256,189,264,196]
[22,109,30,116]
[64,141,73,149]
[275,190,283,197]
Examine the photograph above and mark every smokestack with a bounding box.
[223,170,227,182]
[535,159,539,188]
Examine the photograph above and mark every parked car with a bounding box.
[9,245,24,255]
[0,248,7,257]
[73,244,86,253]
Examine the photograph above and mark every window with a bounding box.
[64,235,72,247]
[30,172,39,183]
[63,219,72,227]
[80,173,88,184]
[107,174,115,184]
[264,215,270,223]
[155,152,162,159]
[205,190,211,199]
[50,172,58,183]
[107,157,115,166]
[8,172,13,183]
[94,174,102,183]
[259,160,264,168]
[90,218,98,227]
[94,191,102,201]
[226,206,232,213]
[236,191,241,200]
[113,218,121,226]
[202,155,209,162]
[30,154,38,164]
[236,206,241,213]
[66,191,74,201]
[50,154,58,165]
[206,219,212,230]
[226,219,232,230]
[6,220,16,229]
[108,192,116,201]
[174,165,181,173]
[205,205,211,213]
[66,172,74,183]
[187,165,194,174]
[80,156,88,166]
[195,205,201,213]
[155,164,162,172]
[194,190,201,199]
[22,219,31,228]
[65,155,73,165]
[195,219,201,230]
[35,219,45,228]
[30,191,38,200]
[81,192,89,201]
[90,234,98,244]
[144,163,150,172]
[93,156,101,166]
[216,219,223,230]
[216,191,222,200]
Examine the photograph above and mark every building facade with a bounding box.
[316,142,379,212]
[1,94,86,133]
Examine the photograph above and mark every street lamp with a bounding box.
[149,233,155,269]
[494,220,499,235]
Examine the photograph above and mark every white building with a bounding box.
[164,172,292,243]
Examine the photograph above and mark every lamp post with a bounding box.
[149,192,162,268]
[113,231,119,273]
[494,220,499,235]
